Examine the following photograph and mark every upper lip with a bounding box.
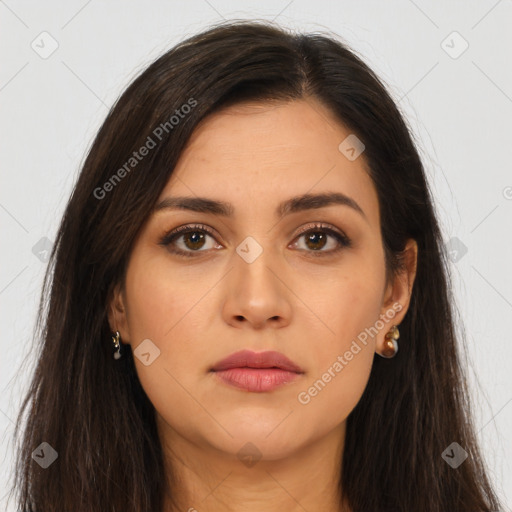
[210,349,304,373]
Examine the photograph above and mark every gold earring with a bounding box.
[112,331,122,360]
[379,325,399,358]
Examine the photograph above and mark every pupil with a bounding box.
[186,232,204,249]
[308,232,326,250]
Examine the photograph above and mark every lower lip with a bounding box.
[212,368,302,392]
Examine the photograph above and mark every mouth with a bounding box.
[210,349,304,393]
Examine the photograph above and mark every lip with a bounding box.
[211,349,304,373]
[210,349,304,392]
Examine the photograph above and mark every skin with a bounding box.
[109,97,417,512]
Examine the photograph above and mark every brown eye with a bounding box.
[303,231,329,251]
[159,222,351,258]
[292,224,351,256]
[159,224,220,257]
[181,231,207,251]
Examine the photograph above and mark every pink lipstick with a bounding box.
[210,349,304,392]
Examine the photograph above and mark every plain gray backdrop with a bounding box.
[1,1,511,510]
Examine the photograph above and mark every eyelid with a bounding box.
[158,223,219,250]
[293,222,348,240]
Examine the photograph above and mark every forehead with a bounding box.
[158,98,379,226]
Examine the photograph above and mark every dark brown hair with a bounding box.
[9,19,502,511]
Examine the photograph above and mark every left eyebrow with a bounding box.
[153,191,367,222]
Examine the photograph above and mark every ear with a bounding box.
[107,282,131,345]
[376,239,418,356]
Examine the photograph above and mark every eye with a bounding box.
[159,224,220,258]
[291,223,352,256]
[159,222,352,258]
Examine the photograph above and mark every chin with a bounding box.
[204,412,312,458]
[207,432,306,464]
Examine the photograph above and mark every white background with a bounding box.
[1,1,511,510]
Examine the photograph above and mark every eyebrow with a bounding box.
[154,192,367,221]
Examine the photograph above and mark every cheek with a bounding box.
[291,344,373,453]
[123,250,217,347]
[122,251,218,403]
[297,279,382,415]
[299,255,385,363]
[121,256,216,439]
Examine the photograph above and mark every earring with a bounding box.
[112,330,122,360]
[379,325,399,358]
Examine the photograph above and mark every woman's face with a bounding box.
[110,97,416,463]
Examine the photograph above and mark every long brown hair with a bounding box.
[9,19,502,511]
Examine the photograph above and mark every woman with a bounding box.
[9,19,502,512]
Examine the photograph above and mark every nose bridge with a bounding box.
[233,232,280,294]
[222,231,291,327]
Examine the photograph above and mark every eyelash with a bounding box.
[158,222,352,258]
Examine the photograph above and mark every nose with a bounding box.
[221,245,292,330]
